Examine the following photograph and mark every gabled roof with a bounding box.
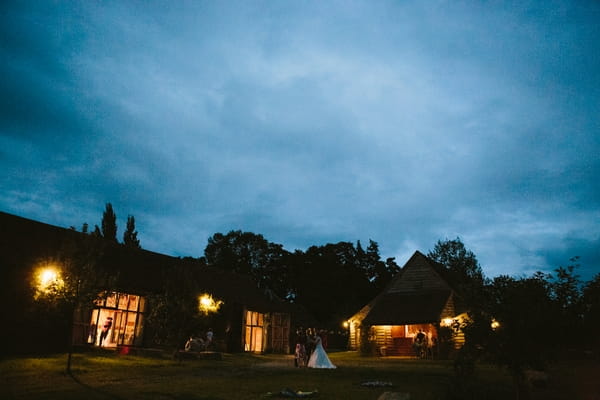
[350,250,457,326]
[387,251,452,294]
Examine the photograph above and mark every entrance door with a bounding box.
[270,313,290,353]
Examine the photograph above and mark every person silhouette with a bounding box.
[99,316,113,346]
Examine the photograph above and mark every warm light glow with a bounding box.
[441,318,454,327]
[343,321,349,328]
[491,320,500,330]
[40,268,58,286]
[34,265,64,298]
[198,293,223,315]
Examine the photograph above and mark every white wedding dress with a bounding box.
[307,337,336,369]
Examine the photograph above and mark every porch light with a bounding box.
[441,317,453,327]
[198,293,223,315]
[342,321,349,328]
[491,320,500,330]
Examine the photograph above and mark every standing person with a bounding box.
[294,327,307,367]
[319,330,328,350]
[206,328,214,349]
[304,329,315,365]
[307,333,336,369]
[414,329,426,358]
[98,316,113,347]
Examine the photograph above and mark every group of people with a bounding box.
[294,327,336,369]
[184,328,214,352]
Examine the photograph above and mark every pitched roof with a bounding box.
[387,251,452,294]
[349,250,456,325]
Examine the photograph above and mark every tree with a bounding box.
[549,257,582,349]
[31,234,112,373]
[484,273,556,398]
[146,263,202,350]
[92,225,102,237]
[204,231,290,297]
[123,215,141,249]
[101,203,118,242]
[355,240,399,292]
[288,242,373,326]
[366,240,400,292]
[582,273,600,354]
[427,238,485,303]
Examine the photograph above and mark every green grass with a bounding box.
[0,351,593,400]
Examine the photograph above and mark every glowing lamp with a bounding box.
[342,321,349,328]
[491,320,500,330]
[198,293,223,315]
[40,268,58,286]
[441,318,454,327]
[34,265,64,299]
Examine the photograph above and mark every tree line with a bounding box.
[74,203,140,249]
[201,231,401,325]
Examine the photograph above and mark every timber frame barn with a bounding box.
[347,251,466,357]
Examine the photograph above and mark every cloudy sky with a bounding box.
[2,1,599,280]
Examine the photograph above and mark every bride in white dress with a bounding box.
[307,334,336,369]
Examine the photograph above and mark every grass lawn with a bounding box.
[0,350,595,400]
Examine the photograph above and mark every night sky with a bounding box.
[2,1,599,280]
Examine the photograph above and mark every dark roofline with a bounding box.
[348,250,459,324]
[0,211,292,312]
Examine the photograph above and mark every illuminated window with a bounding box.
[88,291,146,348]
[244,310,264,352]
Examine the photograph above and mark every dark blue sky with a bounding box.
[2,1,599,280]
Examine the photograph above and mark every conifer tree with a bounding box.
[123,215,141,249]
[101,203,118,242]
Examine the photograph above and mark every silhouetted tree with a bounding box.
[428,238,485,305]
[123,215,141,249]
[204,231,290,297]
[486,273,555,398]
[355,240,398,292]
[548,257,582,351]
[146,263,202,350]
[31,234,112,373]
[289,242,372,326]
[101,203,118,243]
[203,233,398,327]
[92,225,102,237]
[582,273,600,354]
[366,240,400,291]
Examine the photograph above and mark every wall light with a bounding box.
[34,265,64,299]
[198,293,223,315]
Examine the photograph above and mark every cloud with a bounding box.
[1,1,599,281]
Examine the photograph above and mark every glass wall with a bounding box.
[88,292,146,347]
[244,310,264,352]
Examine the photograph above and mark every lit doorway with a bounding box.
[244,310,264,352]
